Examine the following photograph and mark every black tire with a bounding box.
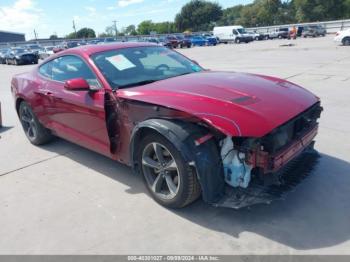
[343,37,350,46]
[235,38,241,44]
[19,101,53,145]
[137,132,201,208]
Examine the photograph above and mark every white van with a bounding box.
[213,26,254,44]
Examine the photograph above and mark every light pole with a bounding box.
[113,20,118,39]
[73,20,77,38]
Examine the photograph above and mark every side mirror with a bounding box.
[64,78,90,91]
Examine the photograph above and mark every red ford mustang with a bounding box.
[11,43,322,209]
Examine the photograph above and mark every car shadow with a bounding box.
[42,138,350,251]
[0,126,13,134]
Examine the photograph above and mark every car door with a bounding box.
[42,55,111,156]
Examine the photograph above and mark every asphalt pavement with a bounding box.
[0,36,349,254]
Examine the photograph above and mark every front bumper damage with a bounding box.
[213,144,320,209]
[213,102,322,209]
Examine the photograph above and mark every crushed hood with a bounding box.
[117,71,319,137]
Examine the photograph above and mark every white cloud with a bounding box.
[84,6,96,14]
[118,0,144,8]
[0,0,43,38]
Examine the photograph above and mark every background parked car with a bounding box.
[4,48,38,65]
[53,45,65,54]
[213,25,253,43]
[65,41,79,48]
[25,44,43,58]
[297,26,304,37]
[145,37,160,44]
[302,25,327,37]
[39,46,54,60]
[188,36,208,46]
[165,35,180,48]
[87,39,103,45]
[175,35,192,48]
[0,48,10,64]
[269,27,290,39]
[202,34,218,46]
[249,31,269,41]
[334,28,350,46]
[158,37,173,48]
[99,38,117,44]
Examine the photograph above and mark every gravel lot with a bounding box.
[0,36,349,255]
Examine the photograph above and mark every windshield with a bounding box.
[91,46,203,89]
[13,48,25,54]
[67,42,78,48]
[237,28,247,34]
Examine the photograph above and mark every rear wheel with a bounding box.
[138,132,201,208]
[343,37,350,46]
[19,101,53,145]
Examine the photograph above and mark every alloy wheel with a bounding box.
[20,106,37,141]
[142,142,180,200]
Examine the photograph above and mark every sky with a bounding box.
[0,0,253,39]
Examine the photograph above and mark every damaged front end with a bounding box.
[214,102,322,209]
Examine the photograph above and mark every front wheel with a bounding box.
[19,101,53,145]
[138,132,201,208]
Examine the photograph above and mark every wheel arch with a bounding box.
[15,97,25,116]
[130,118,226,204]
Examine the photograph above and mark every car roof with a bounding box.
[57,42,158,57]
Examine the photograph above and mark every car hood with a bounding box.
[118,71,319,137]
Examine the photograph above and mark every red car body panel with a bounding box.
[11,43,319,166]
[118,71,318,137]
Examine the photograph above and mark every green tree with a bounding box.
[346,0,350,16]
[137,20,154,35]
[76,28,96,38]
[293,0,348,22]
[219,5,244,26]
[124,25,137,35]
[153,22,177,34]
[175,0,223,31]
[49,34,58,40]
[66,32,77,39]
[105,26,115,37]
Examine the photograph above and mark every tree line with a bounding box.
[62,0,350,38]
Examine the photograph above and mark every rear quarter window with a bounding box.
[39,62,52,79]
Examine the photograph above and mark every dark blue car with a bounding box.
[189,36,208,46]
[203,35,218,46]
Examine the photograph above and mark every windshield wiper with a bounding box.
[119,80,158,88]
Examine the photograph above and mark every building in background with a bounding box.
[0,30,25,43]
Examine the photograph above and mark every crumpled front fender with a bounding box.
[130,119,225,204]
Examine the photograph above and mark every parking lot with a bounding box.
[0,36,350,255]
